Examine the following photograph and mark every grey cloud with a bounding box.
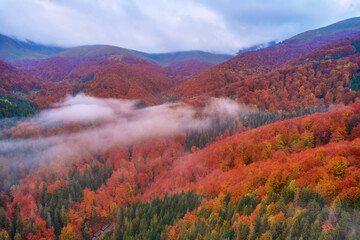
[0,0,359,54]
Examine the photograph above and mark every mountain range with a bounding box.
[0,34,234,109]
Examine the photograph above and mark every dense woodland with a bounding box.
[2,19,360,240]
[2,101,360,239]
[0,95,38,118]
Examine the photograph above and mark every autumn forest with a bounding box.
[1,13,360,240]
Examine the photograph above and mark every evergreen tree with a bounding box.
[0,209,8,230]
[237,221,250,240]
[15,215,24,236]
[82,223,91,240]
[46,212,52,228]
[60,205,68,227]
[13,233,22,240]
[92,207,98,222]
[113,223,121,240]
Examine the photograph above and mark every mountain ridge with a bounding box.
[0,33,67,62]
[137,50,233,67]
[291,16,360,43]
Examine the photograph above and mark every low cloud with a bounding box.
[204,98,252,116]
[0,95,249,166]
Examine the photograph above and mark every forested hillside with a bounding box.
[169,18,360,111]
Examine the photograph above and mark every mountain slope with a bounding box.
[211,36,360,112]
[154,104,360,239]
[0,59,43,96]
[0,33,66,62]
[0,59,75,109]
[169,17,360,110]
[5,98,360,239]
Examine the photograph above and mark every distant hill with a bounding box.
[55,45,153,62]
[11,46,233,105]
[14,44,158,82]
[13,45,179,105]
[138,50,233,67]
[0,34,67,62]
[0,34,234,101]
[138,50,233,83]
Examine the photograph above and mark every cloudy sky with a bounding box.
[0,0,360,54]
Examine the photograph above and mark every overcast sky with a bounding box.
[1,0,360,54]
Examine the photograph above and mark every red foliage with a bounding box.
[169,35,360,113]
